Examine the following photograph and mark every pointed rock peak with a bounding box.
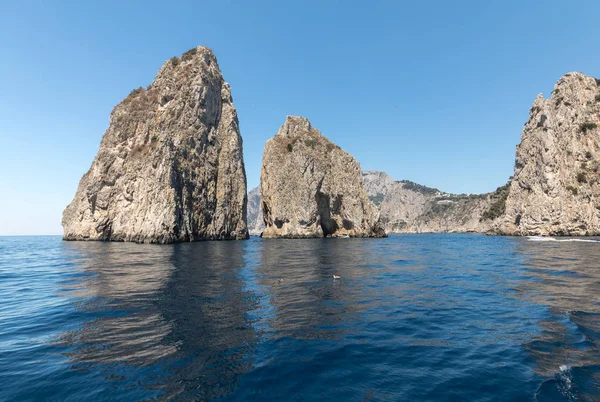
[548,72,600,102]
[558,71,589,84]
[529,93,546,114]
[121,46,226,112]
[553,72,586,91]
[62,46,248,243]
[261,117,386,239]
[151,46,222,87]
[277,116,313,137]
[169,46,217,67]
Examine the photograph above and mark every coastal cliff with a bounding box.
[62,46,248,243]
[248,171,508,235]
[497,72,600,235]
[362,171,509,233]
[260,116,386,238]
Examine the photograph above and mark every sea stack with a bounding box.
[497,72,600,235]
[260,116,386,238]
[62,46,249,243]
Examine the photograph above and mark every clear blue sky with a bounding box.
[1,0,599,235]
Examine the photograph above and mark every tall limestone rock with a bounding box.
[62,47,249,243]
[497,72,600,235]
[260,116,386,238]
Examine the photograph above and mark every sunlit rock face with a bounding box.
[247,186,265,236]
[62,47,248,243]
[260,116,386,238]
[497,72,600,235]
[362,171,509,234]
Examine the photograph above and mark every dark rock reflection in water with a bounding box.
[56,240,262,401]
[2,235,600,401]
[515,238,600,401]
[55,242,177,367]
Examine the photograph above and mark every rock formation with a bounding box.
[497,72,600,235]
[62,46,249,243]
[362,171,509,233]
[260,116,386,238]
[361,170,396,207]
[247,186,265,236]
[248,169,509,236]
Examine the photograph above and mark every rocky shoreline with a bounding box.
[62,46,600,241]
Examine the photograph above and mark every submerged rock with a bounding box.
[497,72,600,235]
[62,46,248,243]
[260,116,386,238]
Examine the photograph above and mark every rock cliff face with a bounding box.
[361,170,396,207]
[497,72,600,235]
[62,46,249,243]
[247,186,265,236]
[362,171,509,233]
[248,170,509,235]
[260,116,386,238]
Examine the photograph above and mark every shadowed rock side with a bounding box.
[497,72,600,235]
[362,171,509,233]
[62,46,248,243]
[260,116,386,238]
[247,186,264,236]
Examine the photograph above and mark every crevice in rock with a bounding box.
[89,194,97,214]
[315,190,338,236]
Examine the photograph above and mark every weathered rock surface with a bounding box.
[497,72,600,235]
[248,170,509,235]
[362,171,509,233]
[247,186,265,236]
[361,170,395,207]
[63,46,249,243]
[260,116,386,238]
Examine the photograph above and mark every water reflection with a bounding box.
[155,241,260,400]
[31,235,600,401]
[515,238,600,401]
[256,238,369,341]
[57,242,177,366]
[56,240,261,401]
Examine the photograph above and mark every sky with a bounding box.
[1,0,600,235]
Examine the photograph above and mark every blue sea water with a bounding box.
[1,234,600,401]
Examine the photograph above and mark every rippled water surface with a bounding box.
[2,235,600,401]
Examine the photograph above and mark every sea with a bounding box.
[1,234,600,401]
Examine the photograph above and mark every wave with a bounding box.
[527,236,600,243]
[534,365,574,402]
[535,364,600,401]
